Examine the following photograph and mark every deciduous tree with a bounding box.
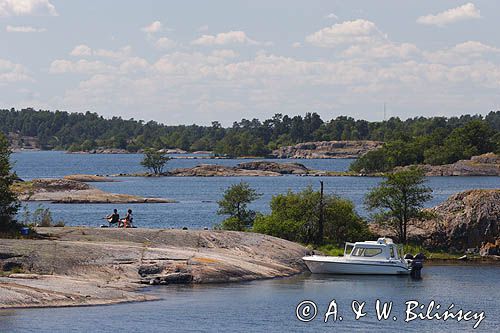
[141,148,170,175]
[365,167,432,243]
[217,182,261,231]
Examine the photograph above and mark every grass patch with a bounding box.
[402,244,460,260]
[315,244,345,256]
[11,180,34,195]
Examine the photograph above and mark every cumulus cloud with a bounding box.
[325,13,338,20]
[424,41,500,64]
[191,30,259,46]
[119,57,150,74]
[0,58,33,83]
[342,42,420,60]
[0,0,57,16]
[94,46,132,60]
[69,45,132,60]
[306,19,386,48]
[49,59,113,74]
[154,37,177,50]
[50,45,500,125]
[417,3,481,26]
[211,49,239,59]
[6,25,45,32]
[141,21,162,33]
[292,42,302,48]
[70,44,92,57]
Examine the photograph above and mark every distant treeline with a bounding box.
[1,108,499,171]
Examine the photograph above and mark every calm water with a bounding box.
[11,151,500,229]
[1,266,498,332]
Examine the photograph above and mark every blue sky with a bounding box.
[1,0,499,125]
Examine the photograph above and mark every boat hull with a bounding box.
[303,258,410,275]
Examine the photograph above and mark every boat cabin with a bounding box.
[344,237,402,260]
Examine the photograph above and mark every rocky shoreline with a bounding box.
[396,153,500,177]
[12,178,175,203]
[370,189,500,256]
[0,228,310,309]
[112,154,500,178]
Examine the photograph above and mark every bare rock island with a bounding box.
[0,228,311,308]
[236,161,310,174]
[272,140,383,159]
[63,174,117,182]
[166,164,282,177]
[12,178,174,203]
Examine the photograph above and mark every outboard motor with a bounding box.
[408,252,425,279]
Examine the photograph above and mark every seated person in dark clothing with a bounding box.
[106,209,120,227]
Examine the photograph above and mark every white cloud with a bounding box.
[68,45,132,60]
[141,21,162,33]
[0,58,33,83]
[342,42,420,60]
[292,42,302,48]
[70,44,92,57]
[211,49,239,59]
[119,57,150,74]
[154,37,177,50]
[325,13,338,20]
[306,19,421,61]
[94,46,132,60]
[0,0,57,16]
[424,41,500,64]
[306,19,386,48]
[191,30,259,46]
[417,3,481,26]
[51,46,500,125]
[49,59,113,74]
[5,24,45,32]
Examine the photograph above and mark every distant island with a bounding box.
[1,108,499,173]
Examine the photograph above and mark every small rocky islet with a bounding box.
[12,178,175,204]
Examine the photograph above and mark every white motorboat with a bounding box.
[303,238,423,276]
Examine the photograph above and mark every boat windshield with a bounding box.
[344,243,354,256]
[351,247,383,257]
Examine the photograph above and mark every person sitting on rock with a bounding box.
[121,209,134,228]
[106,209,120,227]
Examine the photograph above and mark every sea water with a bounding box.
[11,151,500,229]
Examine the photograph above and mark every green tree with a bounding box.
[350,148,392,173]
[217,182,261,231]
[365,167,432,244]
[140,148,170,175]
[0,133,20,231]
[253,186,370,245]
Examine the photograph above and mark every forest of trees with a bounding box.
[1,108,499,171]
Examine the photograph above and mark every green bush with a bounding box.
[253,186,371,245]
